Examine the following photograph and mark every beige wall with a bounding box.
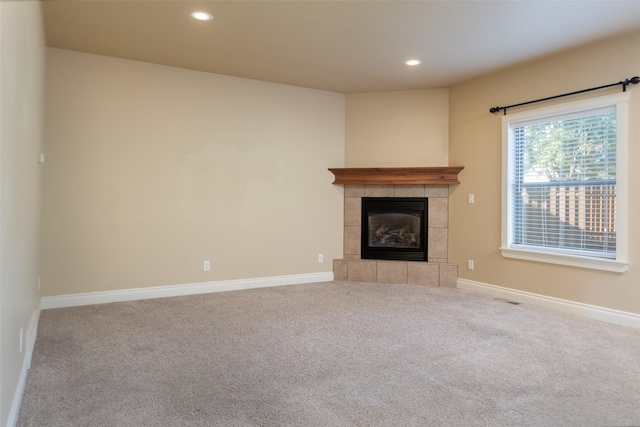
[42,49,345,296]
[449,32,640,315]
[345,89,449,167]
[0,1,45,424]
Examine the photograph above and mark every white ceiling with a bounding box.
[42,1,640,93]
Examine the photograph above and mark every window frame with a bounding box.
[500,92,629,273]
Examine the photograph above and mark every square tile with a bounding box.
[428,228,448,259]
[347,260,377,282]
[344,225,361,256]
[424,185,449,198]
[345,185,365,197]
[408,263,439,286]
[439,263,458,287]
[428,198,448,228]
[344,197,361,226]
[377,261,408,284]
[365,185,395,197]
[333,259,348,281]
[394,185,425,197]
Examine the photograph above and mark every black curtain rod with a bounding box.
[489,76,640,115]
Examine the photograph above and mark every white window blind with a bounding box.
[501,93,629,272]
[509,106,617,259]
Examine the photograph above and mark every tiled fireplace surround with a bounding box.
[332,184,458,287]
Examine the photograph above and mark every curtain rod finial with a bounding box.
[622,76,639,92]
[490,106,501,114]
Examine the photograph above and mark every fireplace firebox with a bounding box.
[361,197,428,261]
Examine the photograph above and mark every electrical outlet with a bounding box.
[203,260,211,272]
[468,259,474,270]
[468,194,475,204]
[318,254,324,263]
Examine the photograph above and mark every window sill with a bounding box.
[500,247,628,273]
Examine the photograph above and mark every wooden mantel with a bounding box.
[328,167,464,185]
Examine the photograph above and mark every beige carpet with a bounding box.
[18,281,640,426]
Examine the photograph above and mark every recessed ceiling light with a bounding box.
[191,11,213,21]
[405,59,422,66]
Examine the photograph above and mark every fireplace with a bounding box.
[361,197,428,261]
[329,167,464,287]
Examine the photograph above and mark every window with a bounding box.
[501,93,628,272]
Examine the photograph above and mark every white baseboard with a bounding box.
[457,278,640,330]
[40,272,334,310]
[8,305,41,427]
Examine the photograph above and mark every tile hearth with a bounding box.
[332,184,458,287]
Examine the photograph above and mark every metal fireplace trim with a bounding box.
[361,197,428,262]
